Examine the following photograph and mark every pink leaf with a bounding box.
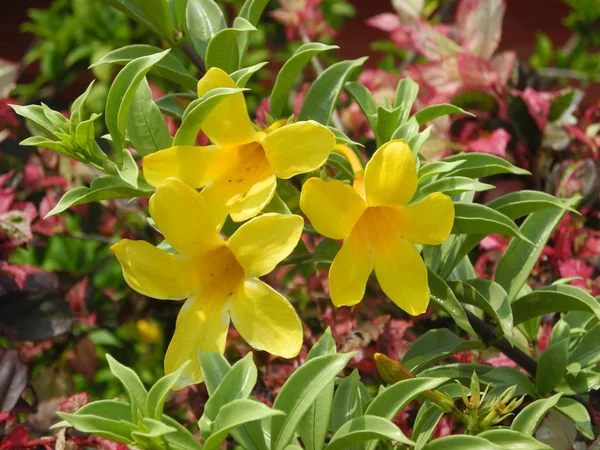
[467,128,512,157]
[521,87,550,131]
[457,54,499,90]
[365,13,401,32]
[456,0,506,59]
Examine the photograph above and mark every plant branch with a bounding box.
[181,42,207,77]
[465,310,538,377]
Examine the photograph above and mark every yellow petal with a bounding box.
[228,213,303,278]
[329,231,373,307]
[299,178,366,240]
[165,296,230,388]
[111,239,197,300]
[364,140,417,207]
[228,175,277,222]
[150,178,223,257]
[142,145,223,189]
[230,279,302,358]
[260,121,335,179]
[373,238,429,316]
[397,193,455,245]
[197,67,256,147]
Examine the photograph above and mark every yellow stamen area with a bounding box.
[351,206,401,254]
[199,245,245,299]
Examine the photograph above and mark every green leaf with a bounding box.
[270,353,355,450]
[56,411,136,444]
[536,339,569,395]
[481,367,537,397]
[91,45,197,90]
[231,62,268,87]
[395,77,419,122]
[75,113,103,157]
[548,90,576,122]
[407,126,433,154]
[105,50,170,163]
[20,136,72,158]
[413,177,494,203]
[511,284,600,326]
[132,417,176,439]
[412,402,443,450]
[162,414,204,450]
[443,153,530,178]
[451,90,500,114]
[328,126,364,148]
[477,430,551,449]
[146,361,190,419]
[401,329,484,372]
[451,202,527,241]
[423,435,503,449]
[345,81,378,134]
[198,351,231,396]
[204,399,283,450]
[364,378,449,450]
[414,104,473,126]
[418,160,466,182]
[127,78,172,156]
[185,0,226,59]
[203,352,257,421]
[449,279,513,338]
[326,416,413,450]
[365,377,448,421]
[205,17,256,73]
[128,0,174,40]
[326,153,354,182]
[298,328,336,450]
[46,176,153,217]
[427,269,477,336]
[11,104,57,138]
[485,191,576,220]
[375,106,402,145]
[511,393,562,435]
[555,397,594,440]
[236,0,269,61]
[238,0,269,25]
[173,87,246,146]
[331,370,364,438]
[269,42,338,119]
[59,400,132,423]
[106,354,149,422]
[298,57,368,126]
[70,81,95,135]
[390,116,419,142]
[41,103,70,132]
[567,322,600,371]
[494,208,566,302]
[155,93,196,119]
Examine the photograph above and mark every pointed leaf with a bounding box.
[91,45,197,90]
[326,416,413,450]
[106,354,148,422]
[443,153,530,178]
[147,361,191,419]
[536,339,569,395]
[270,353,355,450]
[270,42,340,118]
[205,17,256,73]
[298,57,368,126]
[105,50,170,162]
[186,0,226,59]
[414,104,473,125]
[477,430,551,449]
[511,394,562,435]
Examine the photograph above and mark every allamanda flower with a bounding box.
[143,67,336,228]
[112,178,304,388]
[300,140,455,315]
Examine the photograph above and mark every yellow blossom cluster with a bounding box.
[111,68,454,387]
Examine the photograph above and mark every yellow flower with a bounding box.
[143,67,336,228]
[300,140,454,315]
[112,178,304,388]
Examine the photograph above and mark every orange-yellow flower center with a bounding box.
[198,245,245,299]
[217,142,273,202]
[351,206,402,254]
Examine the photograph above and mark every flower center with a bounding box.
[352,206,402,255]
[218,141,273,203]
[199,245,245,299]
